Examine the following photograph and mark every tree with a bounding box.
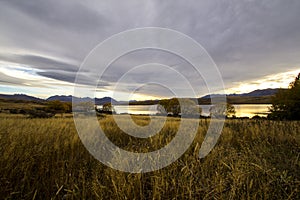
[46,100,70,117]
[100,102,115,114]
[209,103,236,118]
[226,103,236,117]
[64,102,72,113]
[158,98,180,116]
[269,73,300,120]
[158,98,201,117]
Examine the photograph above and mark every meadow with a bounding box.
[0,114,299,199]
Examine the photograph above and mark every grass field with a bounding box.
[0,114,299,199]
[0,100,45,110]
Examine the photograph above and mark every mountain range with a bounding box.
[0,94,118,105]
[0,94,44,102]
[201,88,281,98]
[0,88,284,105]
[46,95,119,105]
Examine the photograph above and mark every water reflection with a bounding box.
[98,104,271,118]
[233,104,271,118]
[200,104,271,118]
[104,105,158,115]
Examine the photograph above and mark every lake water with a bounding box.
[98,104,271,118]
[200,104,271,118]
[114,105,159,115]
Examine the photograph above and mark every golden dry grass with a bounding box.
[0,114,299,199]
[0,100,45,110]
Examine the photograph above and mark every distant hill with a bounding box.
[47,95,118,105]
[230,88,282,97]
[201,88,283,99]
[47,95,73,102]
[0,93,119,105]
[0,88,285,106]
[124,89,284,105]
[95,97,119,105]
[0,94,44,102]
[199,88,287,104]
[47,95,92,103]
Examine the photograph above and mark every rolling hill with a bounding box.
[0,88,284,106]
[47,95,119,105]
[0,94,44,102]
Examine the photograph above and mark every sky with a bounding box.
[0,0,300,100]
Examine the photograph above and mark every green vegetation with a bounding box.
[46,100,72,115]
[25,100,72,118]
[0,99,45,112]
[0,99,72,118]
[97,102,115,114]
[0,114,299,199]
[269,73,300,120]
[158,98,201,117]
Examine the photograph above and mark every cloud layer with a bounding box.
[0,0,300,99]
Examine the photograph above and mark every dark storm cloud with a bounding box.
[37,71,78,84]
[37,70,110,87]
[2,1,108,32]
[0,0,300,96]
[0,0,113,63]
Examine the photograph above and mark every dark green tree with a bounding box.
[269,73,300,120]
[158,98,201,117]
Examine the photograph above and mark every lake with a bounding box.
[200,104,271,118]
[98,104,272,118]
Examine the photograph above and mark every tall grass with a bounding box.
[0,114,299,199]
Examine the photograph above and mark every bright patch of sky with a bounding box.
[227,69,300,94]
[0,61,76,98]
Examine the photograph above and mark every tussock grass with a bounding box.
[0,115,299,199]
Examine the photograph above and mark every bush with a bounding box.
[27,109,55,118]
[269,73,300,120]
[46,100,72,116]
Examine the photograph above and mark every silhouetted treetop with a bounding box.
[269,73,300,120]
